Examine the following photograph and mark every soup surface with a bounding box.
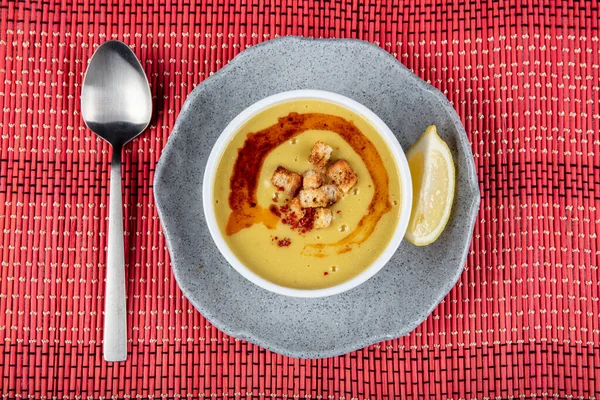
[213,100,401,289]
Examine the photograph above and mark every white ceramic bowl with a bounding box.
[203,90,412,298]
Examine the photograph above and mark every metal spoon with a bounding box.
[81,40,152,362]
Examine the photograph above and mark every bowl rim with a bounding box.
[202,89,413,298]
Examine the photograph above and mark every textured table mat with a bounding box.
[1,1,599,398]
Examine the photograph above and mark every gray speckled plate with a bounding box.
[154,37,480,359]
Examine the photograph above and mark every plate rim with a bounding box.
[154,36,481,358]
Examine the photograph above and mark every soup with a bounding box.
[213,100,402,289]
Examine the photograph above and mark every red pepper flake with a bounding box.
[279,207,314,234]
[275,201,317,234]
[336,210,341,214]
[277,238,292,247]
[295,208,316,234]
[269,204,281,217]
[323,272,329,276]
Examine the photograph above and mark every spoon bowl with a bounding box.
[81,40,152,362]
[82,41,152,146]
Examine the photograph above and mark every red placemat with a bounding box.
[1,0,599,398]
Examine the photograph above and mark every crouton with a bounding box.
[298,184,340,208]
[313,208,333,229]
[303,169,324,189]
[298,188,327,208]
[271,166,302,196]
[320,184,341,203]
[326,159,358,193]
[288,197,305,220]
[308,141,333,169]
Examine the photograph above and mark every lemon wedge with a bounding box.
[405,125,455,246]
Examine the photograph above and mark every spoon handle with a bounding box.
[104,147,127,362]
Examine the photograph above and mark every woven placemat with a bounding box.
[0,1,599,398]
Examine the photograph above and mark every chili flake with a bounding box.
[277,238,292,247]
[269,204,281,217]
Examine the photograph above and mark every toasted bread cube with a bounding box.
[314,208,333,229]
[288,197,305,220]
[308,141,333,169]
[303,169,324,189]
[298,188,328,208]
[298,185,340,208]
[271,166,302,196]
[320,184,341,203]
[326,159,358,193]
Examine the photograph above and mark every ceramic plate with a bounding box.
[154,37,480,359]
